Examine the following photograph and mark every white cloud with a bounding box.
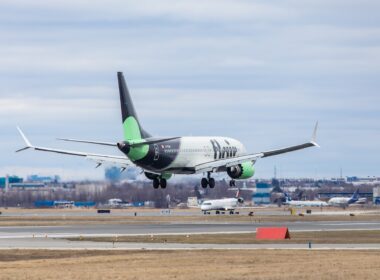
[0,0,291,22]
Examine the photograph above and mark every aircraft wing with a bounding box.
[194,122,319,173]
[16,127,131,168]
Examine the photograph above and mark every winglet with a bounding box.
[310,121,320,147]
[15,126,33,152]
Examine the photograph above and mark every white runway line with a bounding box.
[0,241,379,251]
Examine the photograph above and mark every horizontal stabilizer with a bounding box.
[130,137,181,147]
[57,138,116,147]
[58,137,181,148]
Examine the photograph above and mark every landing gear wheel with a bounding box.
[209,178,215,188]
[160,178,167,189]
[201,178,208,188]
[153,178,160,189]
[229,180,236,187]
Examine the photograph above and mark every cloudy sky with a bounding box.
[0,0,379,180]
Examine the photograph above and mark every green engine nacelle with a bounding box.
[227,161,255,179]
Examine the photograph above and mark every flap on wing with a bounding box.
[194,153,263,174]
[130,137,181,147]
[86,155,130,167]
[261,142,316,158]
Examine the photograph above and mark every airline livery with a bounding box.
[17,72,319,189]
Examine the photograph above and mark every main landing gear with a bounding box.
[145,172,171,189]
[201,172,215,188]
[229,179,236,187]
[153,177,167,189]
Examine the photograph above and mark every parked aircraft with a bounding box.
[328,189,361,207]
[17,72,319,189]
[284,193,328,207]
[200,189,244,214]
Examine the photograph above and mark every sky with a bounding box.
[0,0,379,180]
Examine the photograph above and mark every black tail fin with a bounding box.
[117,72,151,140]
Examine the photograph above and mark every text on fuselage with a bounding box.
[210,139,237,159]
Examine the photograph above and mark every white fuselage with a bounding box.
[328,197,351,206]
[285,200,328,207]
[327,197,363,206]
[166,137,247,173]
[201,198,239,211]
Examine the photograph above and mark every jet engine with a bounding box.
[144,172,172,180]
[144,172,159,180]
[227,162,255,179]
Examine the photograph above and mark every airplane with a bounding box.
[328,189,361,207]
[16,72,319,189]
[200,189,244,214]
[284,193,328,207]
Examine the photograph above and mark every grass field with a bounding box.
[0,249,379,280]
[67,230,380,244]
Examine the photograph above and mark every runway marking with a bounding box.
[318,222,380,226]
[0,246,379,251]
[0,228,379,239]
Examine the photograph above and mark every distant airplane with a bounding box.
[105,198,131,208]
[16,72,319,189]
[284,193,328,207]
[200,189,244,214]
[328,189,362,207]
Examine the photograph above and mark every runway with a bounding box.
[0,220,379,250]
[1,205,379,252]
[0,220,379,239]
